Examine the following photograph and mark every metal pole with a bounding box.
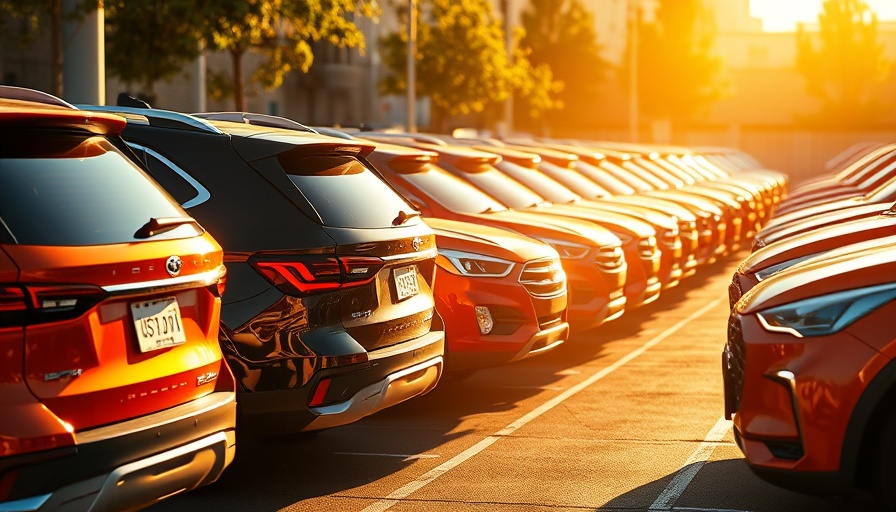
[628,0,639,142]
[407,0,417,133]
[504,0,513,137]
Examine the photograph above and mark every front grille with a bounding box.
[488,306,526,335]
[519,258,566,297]
[724,314,746,418]
[728,275,743,309]
[595,245,624,270]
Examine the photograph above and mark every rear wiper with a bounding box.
[392,210,422,226]
[134,217,201,238]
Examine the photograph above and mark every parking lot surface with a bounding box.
[151,251,852,512]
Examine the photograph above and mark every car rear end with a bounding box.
[0,100,234,511]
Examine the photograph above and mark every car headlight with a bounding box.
[754,253,820,281]
[756,283,896,337]
[531,237,591,260]
[437,249,515,277]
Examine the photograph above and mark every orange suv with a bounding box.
[0,89,235,510]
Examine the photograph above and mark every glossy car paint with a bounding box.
[369,141,662,310]
[753,201,893,250]
[474,145,686,289]
[725,243,896,502]
[80,107,446,435]
[364,142,628,333]
[427,218,569,371]
[0,96,235,511]
[729,212,896,308]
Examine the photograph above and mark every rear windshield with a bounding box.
[0,130,198,246]
[280,154,416,228]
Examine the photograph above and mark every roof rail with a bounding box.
[0,85,76,109]
[193,112,317,133]
[76,105,223,134]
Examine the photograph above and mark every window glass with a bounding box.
[458,167,544,209]
[538,161,610,199]
[498,161,580,204]
[280,154,417,228]
[392,161,506,214]
[0,131,197,245]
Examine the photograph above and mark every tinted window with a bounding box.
[0,131,197,246]
[539,161,610,199]
[457,167,545,209]
[128,143,211,208]
[391,161,506,215]
[280,154,416,228]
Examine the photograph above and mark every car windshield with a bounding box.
[536,161,609,199]
[0,131,196,245]
[389,160,506,214]
[454,162,546,209]
[496,161,581,204]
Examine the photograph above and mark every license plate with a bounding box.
[393,265,419,301]
[131,296,187,353]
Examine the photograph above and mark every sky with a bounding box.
[750,0,896,31]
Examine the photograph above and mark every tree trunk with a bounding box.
[50,0,63,97]
[231,48,245,111]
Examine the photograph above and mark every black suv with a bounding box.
[82,106,446,435]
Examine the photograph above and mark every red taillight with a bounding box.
[250,255,384,296]
[308,377,332,407]
[0,285,106,327]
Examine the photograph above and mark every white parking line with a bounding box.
[649,417,733,511]
[361,295,726,512]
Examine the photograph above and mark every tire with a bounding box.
[872,408,896,511]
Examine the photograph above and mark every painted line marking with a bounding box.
[335,452,440,461]
[361,295,726,512]
[649,417,733,511]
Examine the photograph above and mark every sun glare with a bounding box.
[750,0,896,32]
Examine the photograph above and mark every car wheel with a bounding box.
[872,408,896,511]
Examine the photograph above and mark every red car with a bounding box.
[725,240,896,507]
[0,89,235,511]
[427,218,568,372]
[364,142,628,333]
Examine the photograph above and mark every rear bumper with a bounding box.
[238,329,445,434]
[0,391,236,512]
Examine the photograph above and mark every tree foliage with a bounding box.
[379,0,561,131]
[194,0,379,111]
[625,0,725,127]
[796,0,893,127]
[104,0,205,103]
[519,0,608,131]
[0,0,95,96]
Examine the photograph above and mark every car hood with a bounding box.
[737,240,896,314]
[466,209,622,249]
[425,217,558,263]
[740,213,896,274]
[755,202,891,248]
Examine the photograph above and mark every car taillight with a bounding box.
[250,255,385,296]
[0,285,106,328]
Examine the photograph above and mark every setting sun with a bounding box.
[750,0,896,31]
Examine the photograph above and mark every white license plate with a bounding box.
[131,296,187,353]
[393,265,419,301]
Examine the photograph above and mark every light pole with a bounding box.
[407,0,417,133]
[628,0,639,142]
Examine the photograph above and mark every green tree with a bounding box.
[519,0,608,132]
[624,0,725,129]
[796,0,893,127]
[104,0,205,104]
[0,0,96,96]
[195,0,379,111]
[379,0,560,132]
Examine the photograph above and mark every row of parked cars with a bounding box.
[724,141,896,508]
[0,84,785,511]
